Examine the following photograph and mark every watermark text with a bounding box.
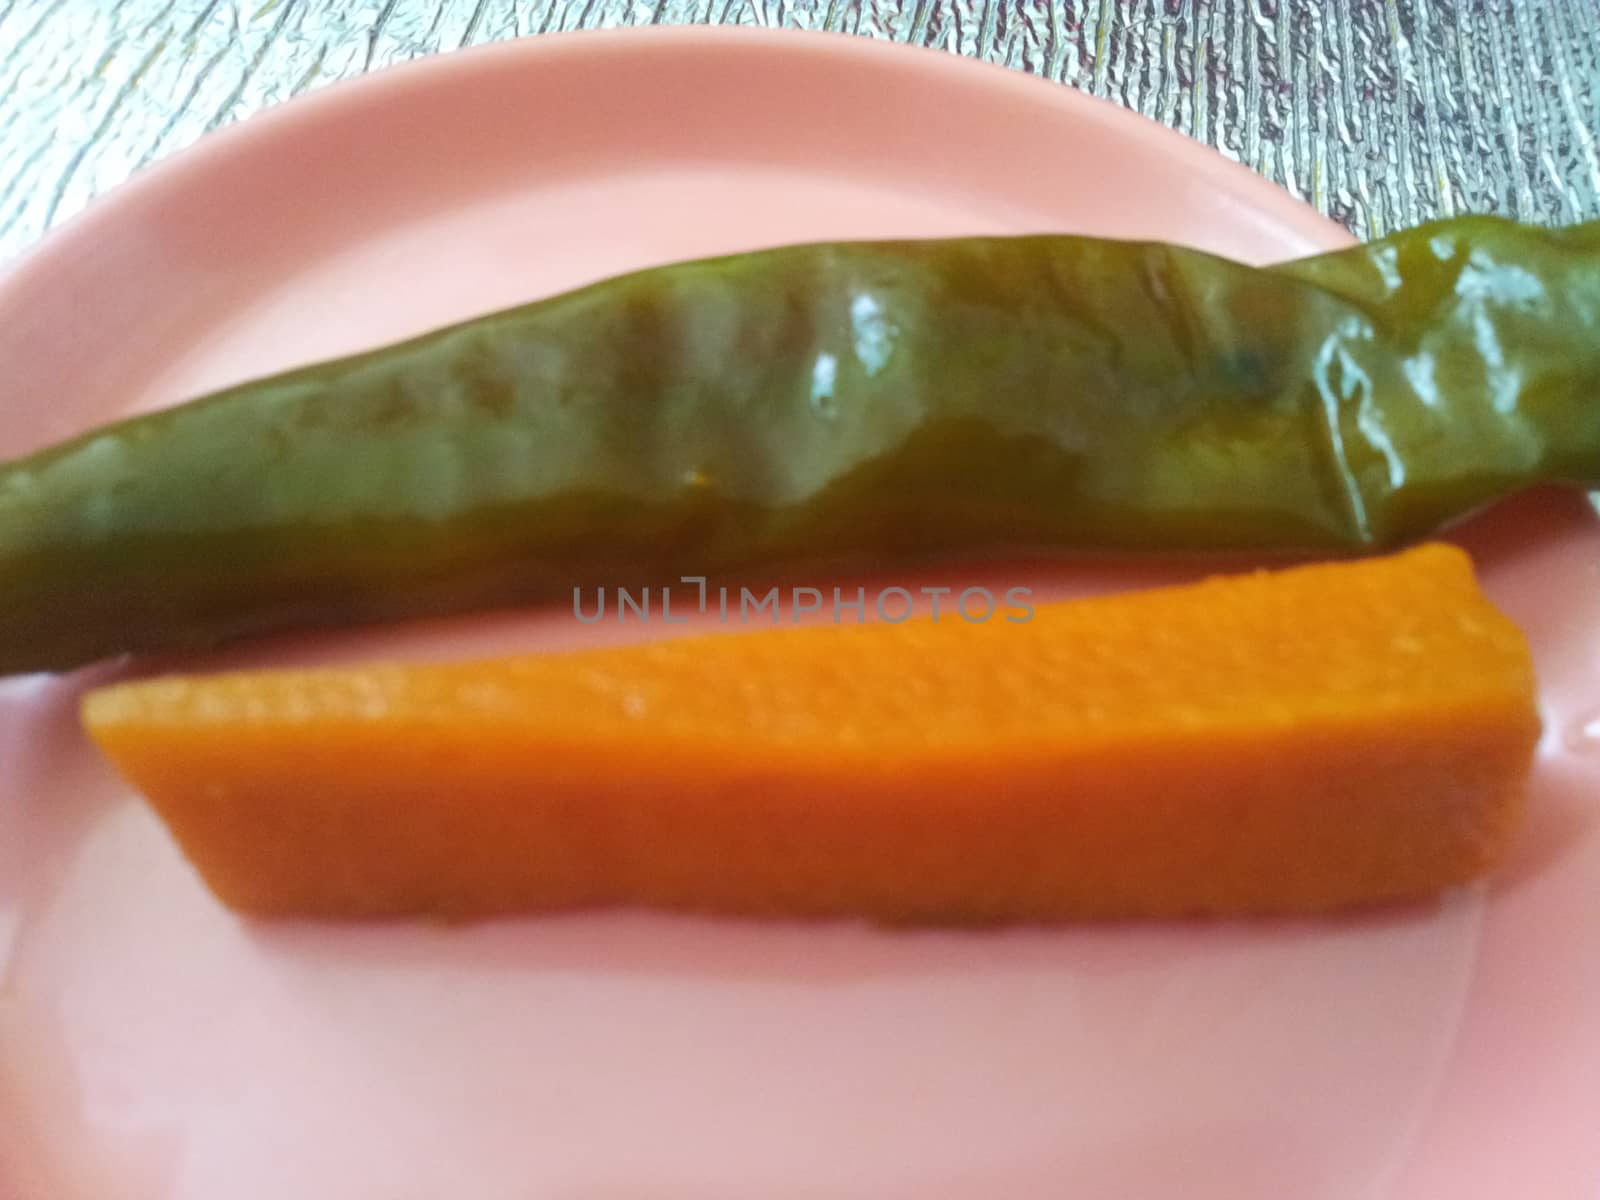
[573,577,1034,625]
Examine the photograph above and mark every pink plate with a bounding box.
[0,27,1596,1200]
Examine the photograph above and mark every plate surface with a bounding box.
[0,27,1597,1200]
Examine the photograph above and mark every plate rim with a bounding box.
[0,24,1354,302]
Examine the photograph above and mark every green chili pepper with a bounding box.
[1,215,1596,674]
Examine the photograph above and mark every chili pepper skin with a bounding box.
[1,216,1596,674]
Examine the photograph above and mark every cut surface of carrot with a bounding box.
[82,544,1540,922]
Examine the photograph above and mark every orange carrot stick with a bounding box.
[82,544,1539,923]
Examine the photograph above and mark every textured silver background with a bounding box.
[0,1,1597,265]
